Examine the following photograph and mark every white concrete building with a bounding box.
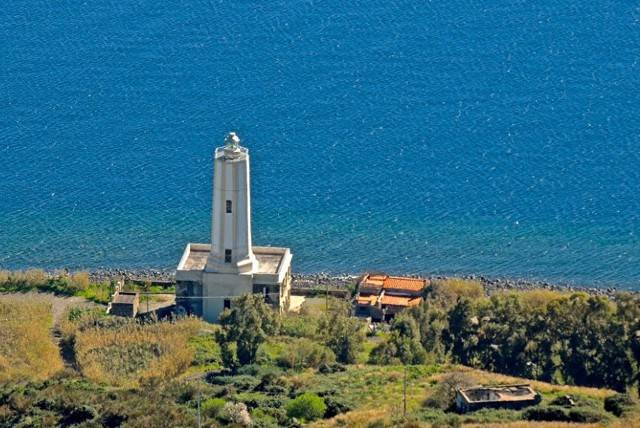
[176,132,293,322]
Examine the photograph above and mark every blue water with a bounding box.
[1,1,639,287]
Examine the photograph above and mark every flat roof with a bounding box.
[178,243,289,275]
[113,292,138,304]
[181,246,209,271]
[253,246,285,274]
[458,385,537,404]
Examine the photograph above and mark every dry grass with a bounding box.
[308,362,624,427]
[0,269,48,288]
[73,317,202,387]
[429,278,485,304]
[467,423,604,428]
[0,295,63,382]
[311,408,390,428]
[497,289,568,309]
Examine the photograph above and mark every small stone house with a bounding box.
[108,291,140,317]
[455,384,541,413]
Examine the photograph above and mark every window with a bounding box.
[226,200,232,213]
[223,299,231,310]
[224,249,232,263]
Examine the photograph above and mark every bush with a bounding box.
[219,402,252,426]
[567,408,607,423]
[286,392,327,422]
[604,393,636,416]
[234,392,284,410]
[206,374,260,392]
[523,406,569,422]
[281,315,319,339]
[256,371,290,395]
[524,405,607,423]
[426,278,484,305]
[251,408,280,428]
[323,395,353,417]
[59,405,98,426]
[318,362,346,374]
[277,338,335,370]
[423,373,475,410]
[201,397,226,418]
[69,272,90,291]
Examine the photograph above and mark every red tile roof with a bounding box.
[356,294,378,306]
[383,276,427,291]
[380,295,422,307]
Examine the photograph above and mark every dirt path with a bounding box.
[1,291,97,369]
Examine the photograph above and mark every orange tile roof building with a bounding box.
[355,273,428,321]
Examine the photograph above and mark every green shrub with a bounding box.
[206,374,260,392]
[281,315,319,339]
[59,405,98,426]
[219,402,252,426]
[255,371,289,395]
[523,406,569,421]
[277,338,335,370]
[423,372,475,410]
[323,395,353,417]
[524,405,607,423]
[251,408,280,428]
[318,362,346,374]
[567,407,607,423]
[604,393,636,416]
[286,392,327,422]
[201,397,226,418]
[234,392,283,409]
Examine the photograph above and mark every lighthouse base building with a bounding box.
[176,133,292,323]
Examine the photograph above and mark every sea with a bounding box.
[1,1,639,288]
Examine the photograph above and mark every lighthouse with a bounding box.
[205,132,257,274]
[176,132,293,323]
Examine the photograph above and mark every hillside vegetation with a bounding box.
[0,269,174,306]
[0,295,63,382]
[60,310,201,387]
[1,281,640,427]
[369,278,640,393]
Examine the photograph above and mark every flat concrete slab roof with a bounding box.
[178,243,289,275]
[253,246,286,274]
[181,246,209,271]
[112,292,138,304]
[458,385,538,403]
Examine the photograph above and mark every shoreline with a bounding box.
[77,267,637,298]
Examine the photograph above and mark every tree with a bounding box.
[286,393,326,422]
[318,306,365,364]
[216,294,280,367]
[369,312,427,365]
[445,298,479,365]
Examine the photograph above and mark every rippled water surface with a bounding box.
[1,1,639,286]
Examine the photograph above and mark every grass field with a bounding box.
[63,311,202,387]
[1,293,639,427]
[0,295,64,382]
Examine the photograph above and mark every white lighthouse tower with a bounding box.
[205,132,257,274]
[176,132,293,323]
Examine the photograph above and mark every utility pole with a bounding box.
[197,391,201,428]
[325,281,329,313]
[403,365,407,419]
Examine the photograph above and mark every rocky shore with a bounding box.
[82,268,636,298]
